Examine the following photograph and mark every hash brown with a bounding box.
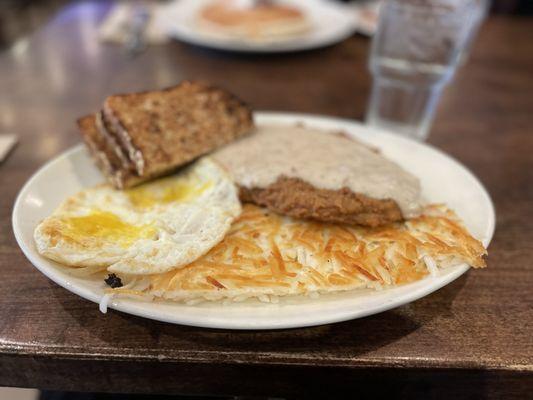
[101,203,486,304]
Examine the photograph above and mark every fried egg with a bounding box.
[34,157,241,275]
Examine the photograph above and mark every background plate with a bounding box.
[160,0,356,53]
[12,112,495,330]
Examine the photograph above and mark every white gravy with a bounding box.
[213,124,421,217]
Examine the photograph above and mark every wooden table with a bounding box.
[1,2,532,398]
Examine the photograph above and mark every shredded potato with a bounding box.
[104,204,486,303]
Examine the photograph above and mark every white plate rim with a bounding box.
[161,0,357,53]
[12,111,495,330]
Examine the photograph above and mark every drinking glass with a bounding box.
[366,0,486,141]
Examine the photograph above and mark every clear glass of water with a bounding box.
[366,0,486,141]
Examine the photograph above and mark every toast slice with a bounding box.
[102,80,254,178]
[77,115,145,189]
[94,111,135,173]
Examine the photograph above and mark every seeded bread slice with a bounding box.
[95,111,135,173]
[77,115,145,189]
[102,80,254,178]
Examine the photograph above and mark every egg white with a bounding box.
[34,157,241,275]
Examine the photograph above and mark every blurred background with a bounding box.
[0,0,531,153]
[1,0,531,50]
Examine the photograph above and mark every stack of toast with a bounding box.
[78,81,254,189]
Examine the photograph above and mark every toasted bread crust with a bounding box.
[95,111,135,172]
[239,176,404,227]
[103,81,254,178]
[77,115,145,189]
[101,105,145,176]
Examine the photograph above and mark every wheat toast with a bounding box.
[102,81,253,178]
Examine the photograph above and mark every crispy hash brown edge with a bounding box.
[69,204,489,304]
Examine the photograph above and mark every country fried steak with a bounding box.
[212,124,422,227]
[239,176,403,227]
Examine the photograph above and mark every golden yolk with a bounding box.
[126,177,212,209]
[61,210,156,247]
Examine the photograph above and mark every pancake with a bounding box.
[104,204,486,304]
[197,0,311,41]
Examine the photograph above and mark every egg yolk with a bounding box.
[126,177,212,209]
[61,210,156,247]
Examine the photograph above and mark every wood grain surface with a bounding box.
[0,1,532,398]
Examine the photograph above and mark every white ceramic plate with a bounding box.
[159,0,356,53]
[13,112,495,330]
